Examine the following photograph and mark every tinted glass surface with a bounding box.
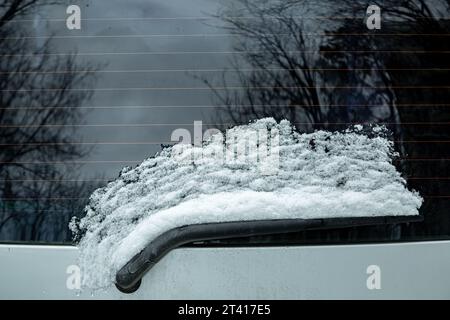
[0,0,449,243]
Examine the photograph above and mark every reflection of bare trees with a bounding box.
[206,0,326,132]
[210,0,450,129]
[0,0,41,26]
[207,0,450,241]
[0,1,98,241]
[324,0,450,238]
[206,0,413,135]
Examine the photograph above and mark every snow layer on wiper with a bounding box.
[71,118,422,289]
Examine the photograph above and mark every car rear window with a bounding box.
[0,0,449,244]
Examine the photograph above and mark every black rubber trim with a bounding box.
[115,215,423,293]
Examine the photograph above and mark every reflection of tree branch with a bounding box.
[0,1,101,241]
[0,0,38,27]
[204,0,332,131]
[199,0,450,243]
[0,213,15,231]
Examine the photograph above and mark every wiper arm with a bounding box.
[115,215,423,293]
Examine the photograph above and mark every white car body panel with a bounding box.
[0,241,449,299]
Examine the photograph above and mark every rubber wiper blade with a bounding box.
[115,215,423,293]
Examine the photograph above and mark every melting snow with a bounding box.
[71,118,422,289]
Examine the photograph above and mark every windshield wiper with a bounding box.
[115,215,423,293]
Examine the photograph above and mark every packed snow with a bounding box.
[71,118,423,289]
